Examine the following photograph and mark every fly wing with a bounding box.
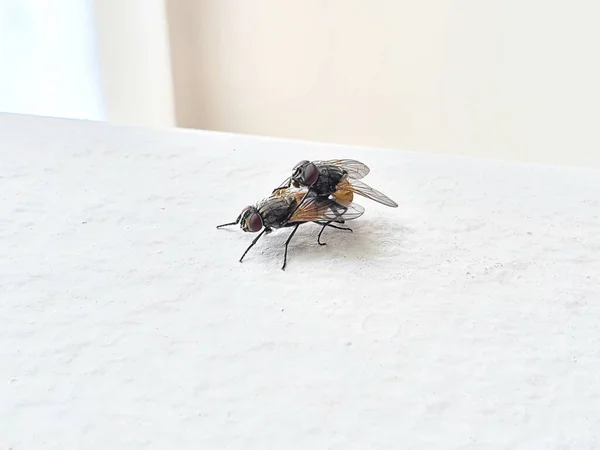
[342,179,398,208]
[288,195,365,224]
[320,200,365,223]
[313,159,370,179]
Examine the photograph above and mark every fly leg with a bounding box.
[272,177,293,194]
[315,221,353,245]
[325,223,353,232]
[239,229,267,262]
[315,203,349,245]
[217,215,240,228]
[217,220,238,228]
[317,221,333,245]
[282,223,301,270]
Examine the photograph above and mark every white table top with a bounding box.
[2,113,600,449]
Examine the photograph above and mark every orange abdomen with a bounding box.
[332,188,354,205]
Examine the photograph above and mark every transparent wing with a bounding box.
[318,199,365,222]
[288,195,365,223]
[313,159,370,179]
[341,179,398,208]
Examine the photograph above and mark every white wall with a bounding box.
[0,0,104,121]
[93,0,175,128]
[167,0,600,167]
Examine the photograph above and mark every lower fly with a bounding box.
[216,188,364,270]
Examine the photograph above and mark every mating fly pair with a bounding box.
[217,159,397,270]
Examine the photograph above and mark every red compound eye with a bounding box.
[303,162,318,186]
[294,160,309,170]
[248,213,263,232]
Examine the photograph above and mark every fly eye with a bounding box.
[248,213,263,232]
[293,160,309,170]
[303,162,318,186]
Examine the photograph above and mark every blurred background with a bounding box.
[1,0,600,167]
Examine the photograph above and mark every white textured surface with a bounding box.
[2,113,600,449]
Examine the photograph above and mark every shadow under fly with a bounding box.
[216,187,364,270]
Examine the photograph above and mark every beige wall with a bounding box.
[93,0,176,127]
[167,1,600,167]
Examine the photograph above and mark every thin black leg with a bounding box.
[314,220,353,232]
[217,213,241,229]
[315,221,352,245]
[282,223,301,270]
[314,202,351,245]
[272,177,293,194]
[330,203,348,219]
[239,229,267,262]
[216,220,238,229]
[317,221,333,245]
[324,223,353,232]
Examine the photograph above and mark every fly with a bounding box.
[216,188,364,270]
[275,159,398,209]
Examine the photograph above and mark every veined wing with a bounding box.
[314,159,370,179]
[288,195,365,224]
[339,179,398,208]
